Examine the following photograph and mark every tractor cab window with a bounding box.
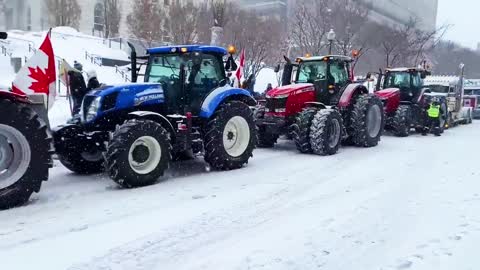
[296,61,327,83]
[147,54,182,84]
[329,61,349,86]
[185,53,224,91]
[383,72,410,89]
[411,73,422,88]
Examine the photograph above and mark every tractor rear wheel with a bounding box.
[292,107,317,153]
[0,99,53,209]
[204,101,256,170]
[350,94,384,147]
[310,109,343,156]
[254,107,278,148]
[392,105,412,137]
[106,119,172,188]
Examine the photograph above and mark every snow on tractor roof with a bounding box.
[147,45,227,55]
[296,55,353,62]
[424,76,460,86]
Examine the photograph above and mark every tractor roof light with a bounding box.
[227,45,236,55]
[180,47,188,53]
[352,49,359,58]
[305,53,311,58]
[323,57,329,61]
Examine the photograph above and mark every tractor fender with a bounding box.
[303,102,327,110]
[127,111,176,142]
[338,83,369,108]
[200,85,256,118]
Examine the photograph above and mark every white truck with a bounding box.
[424,68,473,127]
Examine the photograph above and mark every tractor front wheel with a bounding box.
[310,109,343,156]
[106,119,172,188]
[350,94,385,147]
[0,99,52,209]
[204,101,256,170]
[392,105,412,137]
[292,108,318,153]
[255,107,278,148]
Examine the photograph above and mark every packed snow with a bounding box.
[0,120,479,270]
[1,28,480,270]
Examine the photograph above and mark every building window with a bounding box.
[93,2,104,32]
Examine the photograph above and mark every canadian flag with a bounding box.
[235,49,245,88]
[12,30,56,109]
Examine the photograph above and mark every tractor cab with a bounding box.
[280,55,353,105]
[378,68,430,103]
[141,45,231,115]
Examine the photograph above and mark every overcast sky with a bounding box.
[437,0,478,49]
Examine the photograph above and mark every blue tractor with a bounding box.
[53,45,257,188]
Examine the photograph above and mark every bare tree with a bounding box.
[290,0,332,56]
[164,0,199,44]
[44,0,81,29]
[104,0,121,38]
[224,8,284,80]
[126,0,163,48]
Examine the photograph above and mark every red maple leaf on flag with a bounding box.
[27,65,53,95]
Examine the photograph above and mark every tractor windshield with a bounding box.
[296,60,348,86]
[297,61,327,83]
[147,54,183,83]
[383,72,411,89]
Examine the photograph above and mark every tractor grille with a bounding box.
[265,97,288,113]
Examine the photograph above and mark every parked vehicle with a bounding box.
[0,32,53,209]
[423,64,473,126]
[255,55,385,155]
[53,45,257,188]
[374,67,448,136]
[464,79,480,119]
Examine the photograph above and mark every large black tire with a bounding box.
[54,126,105,174]
[204,101,256,170]
[106,119,172,188]
[392,105,412,137]
[0,99,53,209]
[254,107,278,148]
[350,94,385,147]
[310,109,343,156]
[292,108,318,153]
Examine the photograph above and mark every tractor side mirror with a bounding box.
[366,72,372,80]
[192,52,203,66]
[0,32,7,40]
[274,64,280,73]
[421,72,427,79]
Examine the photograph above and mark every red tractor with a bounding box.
[374,67,448,136]
[0,32,53,209]
[255,55,385,155]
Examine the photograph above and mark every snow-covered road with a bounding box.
[1,123,479,270]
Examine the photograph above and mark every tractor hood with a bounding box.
[82,83,165,123]
[266,83,314,98]
[375,88,400,100]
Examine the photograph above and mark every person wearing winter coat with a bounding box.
[422,98,443,136]
[68,62,87,115]
[86,70,100,91]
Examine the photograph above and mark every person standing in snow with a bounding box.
[86,70,100,91]
[266,83,273,92]
[423,98,443,136]
[68,61,87,115]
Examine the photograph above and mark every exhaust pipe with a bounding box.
[127,42,137,83]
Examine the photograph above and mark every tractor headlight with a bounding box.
[274,94,289,99]
[86,97,101,122]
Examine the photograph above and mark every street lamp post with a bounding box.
[327,29,336,55]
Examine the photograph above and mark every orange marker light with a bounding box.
[227,45,236,54]
[180,47,188,53]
